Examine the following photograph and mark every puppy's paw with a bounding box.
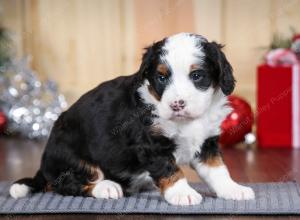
[164,179,202,205]
[216,182,255,200]
[91,180,123,199]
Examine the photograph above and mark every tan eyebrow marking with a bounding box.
[148,85,161,101]
[157,64,168,76]
[190,64,201,72]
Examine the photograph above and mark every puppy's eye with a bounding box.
[157,73,168,83]
[190,71,204,82]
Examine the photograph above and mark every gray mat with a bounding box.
[0,181,300,215]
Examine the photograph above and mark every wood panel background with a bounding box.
[1,0,300,108]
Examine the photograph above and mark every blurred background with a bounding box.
[0,0,299,106]
[0,0,300,146]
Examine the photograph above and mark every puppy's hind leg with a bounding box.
[78,161,123,199]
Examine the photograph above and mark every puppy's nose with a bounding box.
[170,100,185,111]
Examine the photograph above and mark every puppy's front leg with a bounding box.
[147,160,202,205]
[191,136,255,200]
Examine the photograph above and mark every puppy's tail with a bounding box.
[9,170,47,199]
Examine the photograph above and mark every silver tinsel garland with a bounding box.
[0,58,67,139]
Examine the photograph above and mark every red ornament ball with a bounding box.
[219,95,254,147]
[0,111,7,134]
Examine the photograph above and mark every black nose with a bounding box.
[170,100,185,111]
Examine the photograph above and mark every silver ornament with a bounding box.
[0,57,67,139]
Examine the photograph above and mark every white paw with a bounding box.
[164,179,202,205]
[9,183,30,199]
[91,180,123,199]
[215,182,255,200]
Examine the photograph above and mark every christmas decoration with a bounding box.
[265,31,300,66]
[244,133,256,145]
[0,111,7,133]
[219,95,254,147]
[266,48,299,66]
[0,58,67,139]
[257,64,300,148]
[0,25,67,139]
[258,30,300,148]
[269,33,293,50]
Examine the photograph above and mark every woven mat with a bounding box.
[0,181,300,215]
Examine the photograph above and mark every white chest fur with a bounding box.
[153,93,231,165]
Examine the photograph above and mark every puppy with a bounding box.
[10,33,254,205]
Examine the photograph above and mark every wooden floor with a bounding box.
[0,137,300,219]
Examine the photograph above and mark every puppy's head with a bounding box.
[138,33,235,121]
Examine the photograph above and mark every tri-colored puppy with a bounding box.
[10,33,255,205]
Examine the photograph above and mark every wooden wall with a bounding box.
[1,0,300,108]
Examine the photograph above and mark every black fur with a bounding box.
[203,42,235,95]
[15,74,178,196]
[195,136,222,162]
[189,69,213,90]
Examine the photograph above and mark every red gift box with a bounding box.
[257,64,300,148]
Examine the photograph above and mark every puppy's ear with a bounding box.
[139,45,154,78]
[139,39,166,78]
[204,42,235,95]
